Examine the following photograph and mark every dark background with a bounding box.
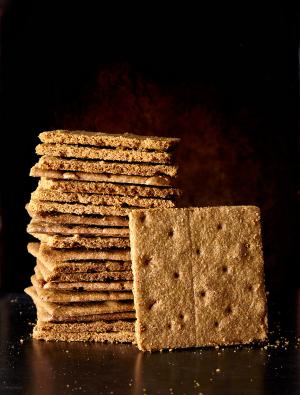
[0,1,299,292]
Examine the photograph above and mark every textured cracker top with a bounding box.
[39,130,180,151]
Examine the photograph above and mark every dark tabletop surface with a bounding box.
[0,291,300,395]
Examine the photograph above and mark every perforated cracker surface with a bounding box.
[129,206,268,351]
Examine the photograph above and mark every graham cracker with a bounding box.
[27,220,129,237]
[31,233,129,249]
[32,188,176,209]
[38,178,179,199]
[32,326,135,343]
[28,243,131,273]
[32,275,133,303]
[26,209,129,226]
[36,319,135,332]
[28,242,131,262]
[30,166,172,187]
[36,143,172,164]
[25,286,134,317]
[129,206,268,351]
[35,261,133,282]
[43,260,131,274]
[28,200,130,216]
[41,280,133,292]
[39,130,179,151]
[35,156,178,177]
[35,304,135,322]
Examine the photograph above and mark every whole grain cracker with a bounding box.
[31,275,133,303]
[39,130,179,151]
[28,243,131,273]
[129,206,268,351]
[26,209,129,226]
[32,326,135,342]
[30,166,172,187]
[36,156,178,177]
[32,188,176,209]
[28,242,131,262]
[41,280,133,292]
[27,220,129,237]
[36,319,135,332]
[36,143,172,164]
[35,304,135,322]
[28,200,131,216]
[25,286,134,317]
[31,233,129,249]
[35,261,133,282]
[38,178,179,199]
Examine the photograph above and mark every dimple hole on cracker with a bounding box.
[200,290,206,297]
[217,223,223,230]
[179,313,184,320]
[142,256,152,266]
[222,265,228,273]
[195,248,201,255]
[167,323,172,329]
[225,306,232,315]
[148,301,156,310]
[173,272,180,279]
[247,284,253,292]
[214,321,219,328]
[139,212,146,223]
[168,229,174,237]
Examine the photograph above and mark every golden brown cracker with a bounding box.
[35,156,178,177]
[39,130,179,151]
[36,143,172,164]
[129,206,268,351]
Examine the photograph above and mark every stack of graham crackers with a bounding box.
[25,130,180,342]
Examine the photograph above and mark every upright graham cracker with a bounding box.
[129,206,268,351]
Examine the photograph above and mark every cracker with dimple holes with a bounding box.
[39,130,179,151]
[36,143,172,164]
[30,166,172,187]
[38,178,179,199]
[32,188,176,209]
[35,156,178,177]
[129,206,268,351]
